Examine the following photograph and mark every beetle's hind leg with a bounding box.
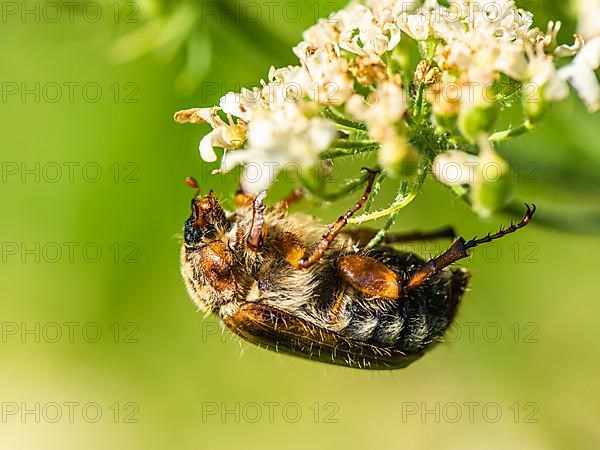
[270,188,306,214]
[345,226,456,247]
[403,204,536,292]
[336,205,535,300]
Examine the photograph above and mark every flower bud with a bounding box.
[458,101,500,143]
[523,84,549,123]
[470,143,513,217]
[432,112,458,132]
[432,150,478,186]
[379,134,419,178]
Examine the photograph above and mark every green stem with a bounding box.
[364,173,387,213]
[301,170,371,202]
[322,107,368,131]
[348,182,417,224]
[320,145,379,160]
[333,123,368,135]
[413,83,425,119]
[365,208,401,250]
[331,139,380,149]
[450,184,471,204]
[489,120,535,142]
[349,164,428,224]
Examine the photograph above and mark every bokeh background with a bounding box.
[1,1,599,449]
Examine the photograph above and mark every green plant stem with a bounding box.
[320,140,380,159]
[364,173,387,213]
[349,163,428,224]
[413,83,425,119]
[323,107,368,131]
[331,139,379,149]
[450,184,471,204]
[365,208,401,250]
[301,170,371,202]
[348,181,418,224]
[489,120,535,142]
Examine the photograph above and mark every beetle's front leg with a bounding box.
[246,191,267,250]
[273,188,305,211]
[274,169,379,269]
[293,168,379,269]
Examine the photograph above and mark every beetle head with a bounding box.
[184,190,229,246]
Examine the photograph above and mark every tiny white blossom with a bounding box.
[335,4,401,55]
[174,107,247,163]
[558,37,600,112]
[221,106,337,194]
[346,79,408,127]
[576,0,600,40]
[293,45,354,105]
[525,46,569,103]
[219,91,258,122]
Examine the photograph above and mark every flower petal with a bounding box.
[240,161,281,195]
[199,131,218,162]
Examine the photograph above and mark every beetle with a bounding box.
[180,170,536,369]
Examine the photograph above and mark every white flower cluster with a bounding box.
[176,0,600,196]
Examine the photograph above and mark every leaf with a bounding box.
[175,28,212,94]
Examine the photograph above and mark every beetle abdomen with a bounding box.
[337,248,469,353]
[223,302,423,370]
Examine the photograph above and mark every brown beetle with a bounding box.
[180,172,536,370]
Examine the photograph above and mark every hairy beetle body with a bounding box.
[181,203,468,369]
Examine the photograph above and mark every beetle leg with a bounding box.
[338,254,400,299]
[402,204,536,293]
[247,191,268,250]
[295,169,379,269]
[185,176,201,198]
[273,188,305,212]
[274,188,305,211]
[345,226,456,247]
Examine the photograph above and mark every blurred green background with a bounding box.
[1,1,599,449]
